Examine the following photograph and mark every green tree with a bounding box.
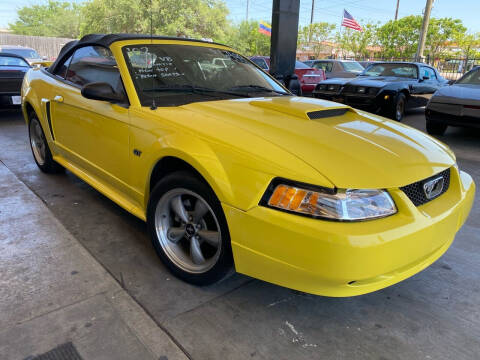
[377,15,422,58]
[80,0,230,41]
[425,18,466,59]
[453,32,480,59]
[335,22,378,58]
[377,16,466,59]
[9,0,82,38]
[224,20,271,56]
[297,22,335,58]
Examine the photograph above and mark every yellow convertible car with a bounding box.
[21,34,475,296]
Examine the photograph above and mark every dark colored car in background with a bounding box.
[426,66,480,135]
[249,56,325,95]
[0,53,31,107]
[303,59,364,79]
[313,62,448,121]
[0,45,45,65]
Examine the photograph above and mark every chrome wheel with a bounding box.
[395,97,405,121]
[29,118,46,166]
[154,188,222,273]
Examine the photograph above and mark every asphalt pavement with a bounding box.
[0,107,479,360]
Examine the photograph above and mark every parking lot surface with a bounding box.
[0,108,479,359]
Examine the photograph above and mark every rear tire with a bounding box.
[147,171,234,286]
[426,120,447,136]
[28,113,64,173]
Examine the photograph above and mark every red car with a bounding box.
[250,56,325,95]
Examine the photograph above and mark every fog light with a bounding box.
[384,95,390,100]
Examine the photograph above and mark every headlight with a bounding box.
[261,180,397,221]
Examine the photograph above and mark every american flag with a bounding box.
[341,9,363,32]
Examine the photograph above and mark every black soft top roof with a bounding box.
[48,33,226,74]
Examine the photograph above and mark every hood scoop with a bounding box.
[248,97,352,120]
[307,108,350,120]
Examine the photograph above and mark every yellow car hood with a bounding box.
[184,96,455,189]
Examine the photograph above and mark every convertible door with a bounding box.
[48,45,133,201]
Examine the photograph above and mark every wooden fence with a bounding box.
[0,34,75,60]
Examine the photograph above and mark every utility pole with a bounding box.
[309,0,315,42]
[310,0,315,25]
[416,0,434,62]
[246,0,249,22]
[394,0,400,20]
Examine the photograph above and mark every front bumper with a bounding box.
[0,95,21,108]
[314,90,395,114]
[426,108,480,128]
[224,168,475,297]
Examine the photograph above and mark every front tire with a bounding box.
[426,120,447,136]
[147,171,234,285]
[390,93,406,121]
[28,114,64,173]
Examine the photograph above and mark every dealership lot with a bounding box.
[1,108,479,359]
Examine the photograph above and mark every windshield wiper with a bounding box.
[228,85,290,95]
[143,85,246,97]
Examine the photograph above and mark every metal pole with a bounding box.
[394,0,400,20]
[416,0,434,62]
[310,0,315,25]
[246,0,249,22]
[309,0,315,42]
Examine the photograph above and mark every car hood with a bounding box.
[431,84,480,105]
[182,96,454,189]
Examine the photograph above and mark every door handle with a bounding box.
[53,95,64,103]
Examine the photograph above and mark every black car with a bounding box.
[0,53,30,107]
[313,62,448,121]
[425,66,480,135]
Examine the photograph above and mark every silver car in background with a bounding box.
[303,59,364,79]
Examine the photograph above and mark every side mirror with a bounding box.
[421,75,429,81]
[81,82,123,103]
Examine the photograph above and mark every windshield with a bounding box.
[295,61,310,69]
[251,58,268,70]
[0,56,29,67]
[362,63,418,78]
[342,62,364,72]
[456,68,480,85]
[3,48,40,59]
[123,44,288,107]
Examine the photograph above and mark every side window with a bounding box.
[66,46,125,95]
[420,66,436,80]
[314,62,333,72]
[54,55,73,79]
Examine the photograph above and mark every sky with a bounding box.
[1,0,479,32]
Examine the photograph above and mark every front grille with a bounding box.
[400,168,450,206]
[0,78,23,94]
